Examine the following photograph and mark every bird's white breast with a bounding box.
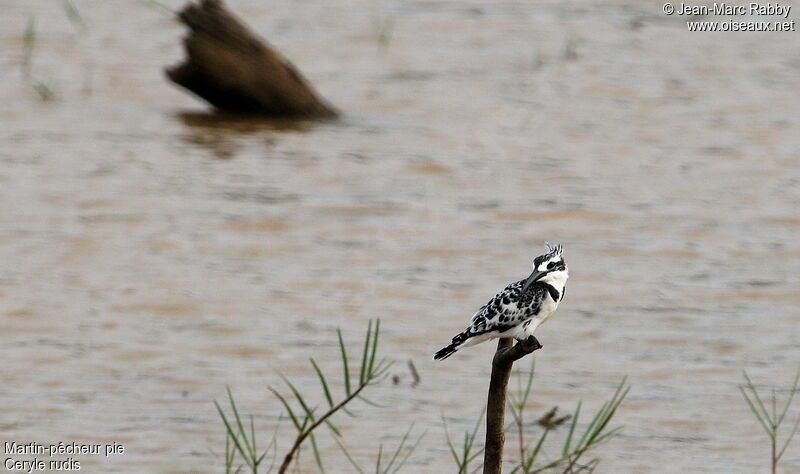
[523,291,561,335]
[537,296,559,323]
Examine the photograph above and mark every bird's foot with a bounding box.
[520,335,542,352]
[495,335,543,366]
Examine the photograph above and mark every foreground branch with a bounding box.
[277,383,366,474]
[484,336,542,474]
[166,0,338,118]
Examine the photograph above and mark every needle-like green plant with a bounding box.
[740,369,800,474]
[216,387,280,474]
[443,407,486,474]
[215,319,420,473]
[273,319,391,473]
[554,378,628,474]
[500,359,628,474]
[336,422,425,474]
[507,361,571,473]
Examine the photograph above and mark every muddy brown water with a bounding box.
[2,0,799,472]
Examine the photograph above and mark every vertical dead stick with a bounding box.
[483,336,542,474]
[408,359,421,387]
[166,0,338,118]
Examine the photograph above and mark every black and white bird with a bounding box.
[433,244,569,361]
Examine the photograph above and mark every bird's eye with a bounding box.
[547,262,555,270]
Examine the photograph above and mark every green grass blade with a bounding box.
[325,419,342,437]
[360,320,373,386]
[268,386,302,431]
[392,429,426,474]
[310,357,335,408]
[589,426,624,446]
[530,458,564,473]
[279,373,316,423]
[464,415,479,453]
[772,388,778,426]
[368,319,381,378]
[442,416,462,469]
[265,414,282,473]
[509,389,519,406]
[508,402,520,423]
[334,437,365,474]
[740,387,773,435]
[226,387,256,462]
[338,329,352,396]
[581,390,628,449]
[521,359,536,407]
[778,414,800,459]
[579,400,608,449]
[384,423,414,473]
[525,428,549,470]
[777,368,800,427]
[309,433,325,473]
[463,406,486,471]
[586,383,629,446]
[214,399,249,466]
[472,406,486,439]
[256,451,267,468]
[561,378,628,467]
[249,415,258,467]
[743,371,775,428]
[375,443,383,474]
[577,379,627,450]
[370,359,394,381]
[462,433,471,465]
[357,394,386,408]
[465,448,485,464]
[562,401,581,456]
[224,424,235,473]
[299,413,312,432]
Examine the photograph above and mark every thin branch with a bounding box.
[277,382,368,473]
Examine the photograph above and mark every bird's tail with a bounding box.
[433,331,470,361]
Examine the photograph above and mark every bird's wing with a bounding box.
[467,280,537,336]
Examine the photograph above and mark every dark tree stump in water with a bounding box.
[166,0,338,118]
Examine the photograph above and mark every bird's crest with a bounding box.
[544,242,563,257]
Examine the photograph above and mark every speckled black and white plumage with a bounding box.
[434,244,569,361]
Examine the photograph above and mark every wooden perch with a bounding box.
[166,0,338,118]
[484,336,542,474]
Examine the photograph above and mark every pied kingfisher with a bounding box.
[434,244,569,361]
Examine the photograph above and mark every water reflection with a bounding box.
[177,111,322,158]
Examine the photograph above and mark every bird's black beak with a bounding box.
[522,269,547,293]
